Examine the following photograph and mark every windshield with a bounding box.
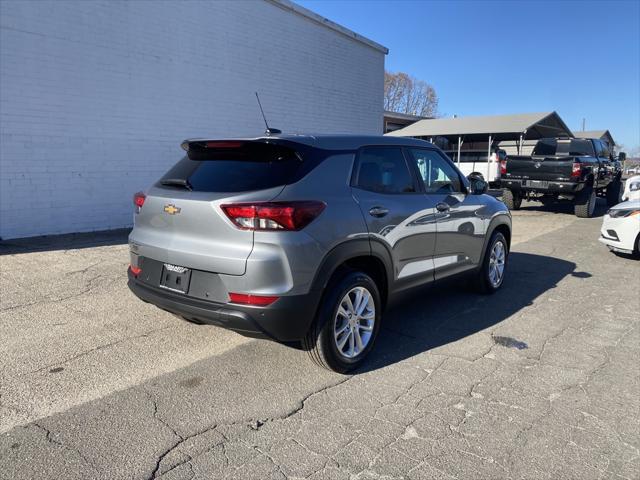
[533,138,595,157]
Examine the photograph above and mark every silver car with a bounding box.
[128,135,511,372]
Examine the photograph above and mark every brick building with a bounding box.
[0,0,387,239]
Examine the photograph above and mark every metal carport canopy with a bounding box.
[384,111,573,141]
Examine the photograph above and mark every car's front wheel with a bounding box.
[474,231,508,294]
[303,270,381,373]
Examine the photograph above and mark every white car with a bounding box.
[622,175,640,201]
[599,200,640,256]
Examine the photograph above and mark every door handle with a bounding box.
[369,206,389,218]
[436,202,450,212]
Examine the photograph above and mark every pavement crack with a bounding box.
[32,422,99,474]
[24,326,172,375]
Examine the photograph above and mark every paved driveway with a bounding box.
[1,201,638,480]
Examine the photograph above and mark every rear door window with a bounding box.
[533,138,595,157]
[158,141,301,193]
[352,146,417,194]
[532,138,558,156]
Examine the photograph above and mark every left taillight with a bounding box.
[133,191,146,213]
[221,201,326,231]
[129,265,142,276]
[571,162,582,178]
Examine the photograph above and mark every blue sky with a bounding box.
[298,0,640,152]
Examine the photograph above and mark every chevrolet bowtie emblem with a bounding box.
[164,204,181,215]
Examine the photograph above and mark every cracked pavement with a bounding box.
[1,201,638,479]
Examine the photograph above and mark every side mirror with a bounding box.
[467,174,488,195]
[618,152,626,162]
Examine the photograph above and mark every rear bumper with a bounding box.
[127,269,320,342]
[500,178,583,194]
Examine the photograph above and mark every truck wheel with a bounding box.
[502,189,521,210]
[574,184,596,218]
[474,231,508,294]
[302,270,381,373]
[606,177,622,207]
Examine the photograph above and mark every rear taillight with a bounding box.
[228,292,279,306]
[500,160,507,175]
[129,265,142,276]
[133,191,146,212]
[221,201,326,231]
[571,162,582,178]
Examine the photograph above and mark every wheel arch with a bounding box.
[310,238,392,310]
[479,214,512,266]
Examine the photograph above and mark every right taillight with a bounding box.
[500,160,507,175]
[221,201,326,231]
[133,191,146,213]
[571,162,582,178]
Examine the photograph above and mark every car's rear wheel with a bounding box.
[502,189,522,210]
[574,184,596,218]
[474,231,508,294]
[303,270,381,373]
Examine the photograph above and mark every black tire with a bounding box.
[474,231,508,294]
[302,270,382,373]
[606,177,622,207]
[574,183,596,218]
[502,189,521,210]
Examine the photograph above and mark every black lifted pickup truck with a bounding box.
[500,137,622,217]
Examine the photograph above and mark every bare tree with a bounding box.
[384,71,439,117]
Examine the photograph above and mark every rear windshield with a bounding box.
[532,138,595,157]
[158,142,301,193]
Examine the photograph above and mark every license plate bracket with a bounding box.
[159,264,192,294]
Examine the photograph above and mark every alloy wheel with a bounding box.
[488,240,506,288]
[333,286,375,359]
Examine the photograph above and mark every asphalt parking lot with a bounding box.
[1,199,638,480]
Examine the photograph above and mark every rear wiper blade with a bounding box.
[161,178,192,191]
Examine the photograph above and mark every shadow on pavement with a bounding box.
[358,251,577,373]
[0,228,130,255]
[516,197,609,218]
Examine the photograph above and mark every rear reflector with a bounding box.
[228,292,279,306]
[221,201,326,231]
[129,265,142,276]
[133,191,146,209]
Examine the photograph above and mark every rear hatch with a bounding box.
[504,138,594,182]
[130,140,302,275]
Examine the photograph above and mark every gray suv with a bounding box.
[128,135,511,372]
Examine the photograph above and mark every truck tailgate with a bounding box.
[504,156,573,181]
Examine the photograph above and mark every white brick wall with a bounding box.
[0,0,385,239]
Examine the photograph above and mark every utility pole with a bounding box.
[582,118,586,131]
